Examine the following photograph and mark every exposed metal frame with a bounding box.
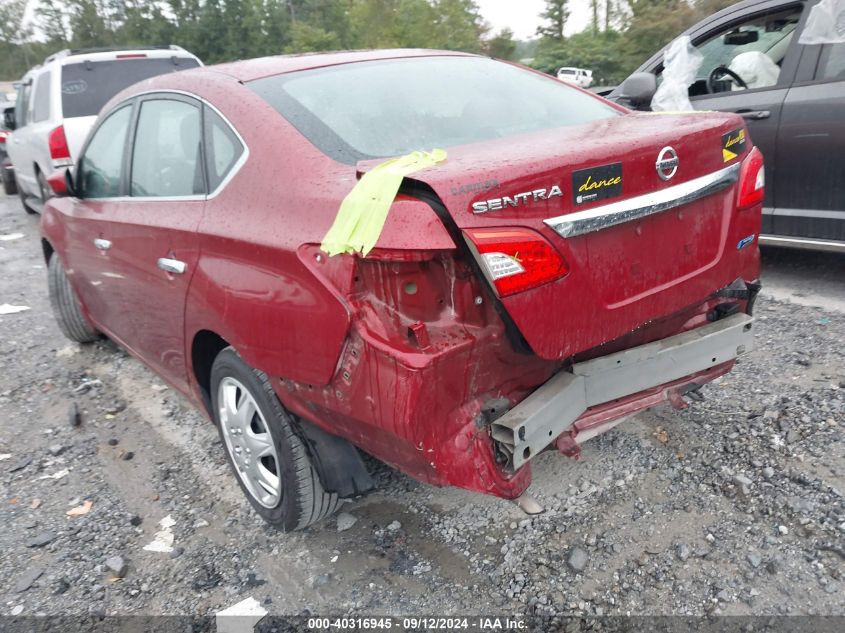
[545,162,741,239]
[491,313,755,471]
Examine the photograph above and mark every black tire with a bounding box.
[38,170,50,203]
[1,164,17,195]
[48,255,99,343]
[210,348,341,531]
[19,185,36,214]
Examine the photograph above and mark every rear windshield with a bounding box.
[559,69,577,74]
[61,57,200,118]
[249,56,619,163]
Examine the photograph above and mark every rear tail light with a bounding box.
[116,53,148,59]
[737,146,764,210]
[464,227,569,298]
[0,130,7,144]
[48,125,72,166]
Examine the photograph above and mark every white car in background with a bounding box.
[556,67,593,88]
[6,46,202,214]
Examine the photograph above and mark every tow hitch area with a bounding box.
[490,313,754,471]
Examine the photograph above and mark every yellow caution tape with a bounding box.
[320,149,447,257]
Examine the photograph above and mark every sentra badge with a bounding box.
[572,162,622,205]
[472,185,563,214]
[722,128,747,163]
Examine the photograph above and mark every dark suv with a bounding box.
[610,0,844,252]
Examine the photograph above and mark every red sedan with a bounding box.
[41,50,763,530]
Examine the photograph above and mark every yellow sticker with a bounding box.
[320,149,447,257]
[722,128,746,163]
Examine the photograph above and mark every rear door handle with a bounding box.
[157,258,186,275]
[736,110,770,120]
[94,238,111,251]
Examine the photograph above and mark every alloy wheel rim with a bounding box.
[217,377,281,508]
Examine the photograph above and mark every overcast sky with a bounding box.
[20,0,592,44]
[475,0,592,40]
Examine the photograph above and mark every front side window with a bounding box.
[691,6,802,93]
[130,99,204,197]
[249,56,619,164]
[32,72,51,123]
[77,105,132,198]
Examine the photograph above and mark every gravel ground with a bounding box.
[1,193,843,619]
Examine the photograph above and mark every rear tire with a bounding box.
[47,255,99,343]
[1,162,17,195]
[37,170,50,204]
[210,348,341,531]
[19,185,36,214]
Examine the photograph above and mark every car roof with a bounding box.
[206,48,478,83]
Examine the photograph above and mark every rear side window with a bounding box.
[130,98,204,197]
[32,72,51,122]
[249,56,619,163]
[204,107,243,191]
[61,57,200,118]
[78,105,132,198]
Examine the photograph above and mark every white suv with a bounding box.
[556,67,593,88]
[7,46,202,214]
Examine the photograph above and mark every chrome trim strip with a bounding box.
[759,234,845,253]
[544,162,741,239]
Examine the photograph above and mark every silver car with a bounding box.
[7,46,201,214]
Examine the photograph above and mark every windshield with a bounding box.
[61,57,200,118]
[249,56,619,164]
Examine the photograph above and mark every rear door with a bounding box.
[94,94,207,392]
[772,41,845,242]
[62,103,135,330]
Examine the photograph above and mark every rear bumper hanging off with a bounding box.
[491,312,754,471]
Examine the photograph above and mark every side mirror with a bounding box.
[618,72,658,108]
[47,168,73,197]
[3,108,15,131]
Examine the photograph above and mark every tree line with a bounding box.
[0,0,739,83]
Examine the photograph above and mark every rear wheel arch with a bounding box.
[41,238,54,265]
[191,329,231,415]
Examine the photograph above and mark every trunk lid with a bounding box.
[382,111,753,360]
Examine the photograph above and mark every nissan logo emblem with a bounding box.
[656,146,679,181]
